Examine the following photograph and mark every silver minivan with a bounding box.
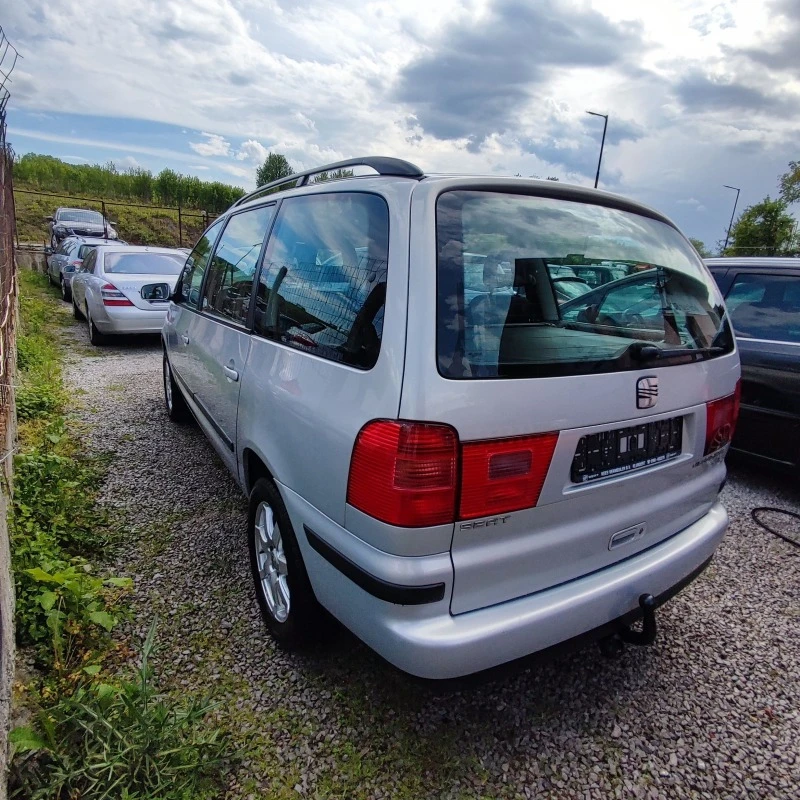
[162,157,740,679]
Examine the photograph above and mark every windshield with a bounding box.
[436,191,733,379]
[58,209,104,224]
[103,252,185,275]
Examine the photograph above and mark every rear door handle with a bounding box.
[223,365,239,382]
[180,334,190,345]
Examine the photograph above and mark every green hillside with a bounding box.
[13,154,246,247]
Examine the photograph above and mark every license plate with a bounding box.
[571,417,683,483]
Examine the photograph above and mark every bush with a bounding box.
[15,382,63,420]
[9,620,229,800]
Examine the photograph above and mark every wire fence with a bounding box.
[0,94,17,465]
[13,188,218,250]
[0,26,19,788]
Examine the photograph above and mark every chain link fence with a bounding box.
[13,188,218,250]
[0,32,19,794]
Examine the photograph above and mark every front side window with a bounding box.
[201,205,274,325]
[437,191,733,379]
[175,220,223,307]
[725,273,800,343]
[254,192,389,369]
[78,244,97,260]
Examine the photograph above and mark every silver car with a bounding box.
[71,246,186,345]
[47,236,125,302]
[163,157,740,679]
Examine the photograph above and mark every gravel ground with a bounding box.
[60,307,799,799]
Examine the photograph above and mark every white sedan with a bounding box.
[71,246,187,345]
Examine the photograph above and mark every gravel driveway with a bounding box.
[61,310,799,799]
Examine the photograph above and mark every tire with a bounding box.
[72,297,84,320]
[163,353,191,423]
[87,309,107,346]
[248,477,324,646]
[60,277,71,303]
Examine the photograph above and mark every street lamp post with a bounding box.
[723,185,741,252]
[586,111,608,189]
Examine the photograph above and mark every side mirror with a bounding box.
[44,246,54,256]
[45,215,54,222]
[141,283,170,302]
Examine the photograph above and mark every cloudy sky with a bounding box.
[4,0,799,247]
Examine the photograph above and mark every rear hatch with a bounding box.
[406,186,739,615]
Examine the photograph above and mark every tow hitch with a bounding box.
[599,594,657,658]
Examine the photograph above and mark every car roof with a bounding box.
[56,207,101,214]
[77,236,124,245]
[94,245,184,255]
[228,157,679,232]
[704,257,800,270]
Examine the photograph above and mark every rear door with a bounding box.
[723,269,800,466]
[187,203,275,470]
[402,183,740,614]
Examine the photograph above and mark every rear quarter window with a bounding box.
[253,192,389,370]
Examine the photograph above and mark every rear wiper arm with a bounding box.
[630,343,725,361]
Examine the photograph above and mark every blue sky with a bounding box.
[4,0,800,249]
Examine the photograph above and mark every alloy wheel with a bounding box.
[163,358,173,412]
[253,501,290,623]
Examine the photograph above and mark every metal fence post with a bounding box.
[178,203,183,247]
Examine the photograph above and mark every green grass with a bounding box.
[9,270,231,800]
[14,185,212,248]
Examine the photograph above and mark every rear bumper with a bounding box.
[93,305,168,334]
[286,483,727,679]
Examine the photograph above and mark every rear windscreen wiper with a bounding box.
[631,343,725,361]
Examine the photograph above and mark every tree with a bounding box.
[688,238,711,257]
[726,196,796,256]
[779,160,800,205]
[255,152,293,187]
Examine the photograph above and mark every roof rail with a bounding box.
[232,156,424,208]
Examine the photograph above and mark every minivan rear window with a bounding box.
[436,191,733,379]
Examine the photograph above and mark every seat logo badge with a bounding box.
[636,376,658,409]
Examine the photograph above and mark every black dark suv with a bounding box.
[706,257,800,469]
[47,207,118,248]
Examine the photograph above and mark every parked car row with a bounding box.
[49,162,799,680]
[46,227,187,345]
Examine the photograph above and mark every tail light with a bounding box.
[347,421,559,527]
[460,433,559,519]
[101,283,133,307]
[347,421,458,527]
[704,381,741,455]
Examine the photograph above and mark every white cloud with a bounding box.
[234,139,269,163]
[189,132,231,158]
[3,0,799,244]
[119,155,140,169]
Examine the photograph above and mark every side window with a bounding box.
[200,205,274,325]
[175,220,223,307]
[253,192,390,370]
[81,250,97,273]
[93,253,104,275]
[726,273,800,343]
[56,242,69,256]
